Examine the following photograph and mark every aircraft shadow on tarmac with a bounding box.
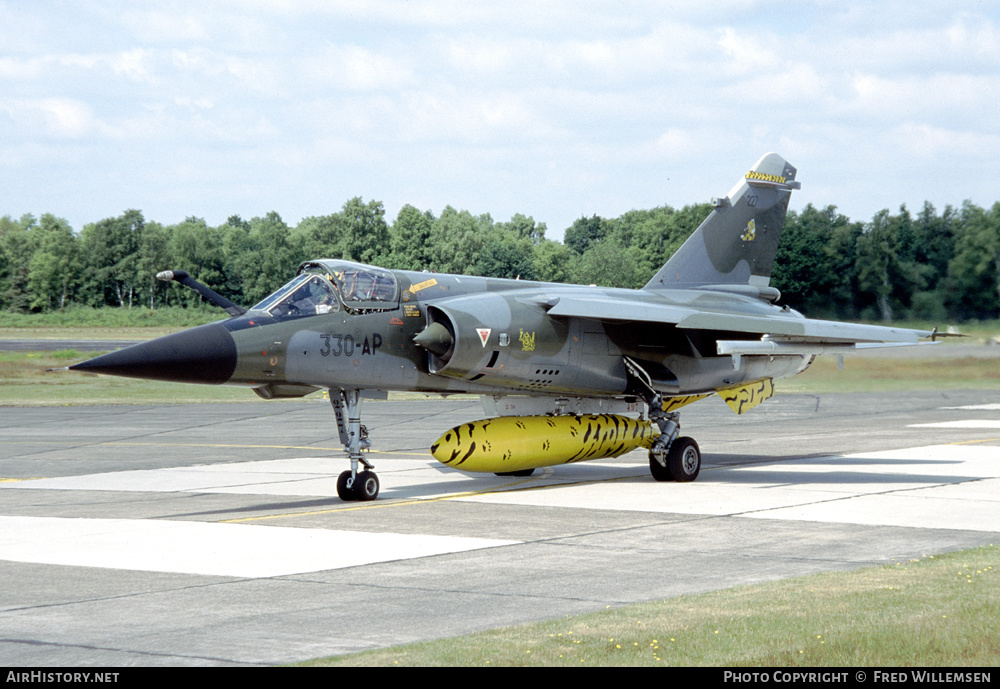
[153,450,981,511]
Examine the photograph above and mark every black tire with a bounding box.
[495,468,535,477]
[649,451,673,482]
[336,470,355,501]
[353,470,380,501]
[668,436,700,482]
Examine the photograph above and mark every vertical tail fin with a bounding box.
[644,153,799,298]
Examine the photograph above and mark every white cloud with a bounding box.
[301,44,416,92]
[894,123,1000,160]
[106,49,157,83]
[848,72,1000,129]
[650,129,702,160]
[117,8,213,43]
[2,1,1000,235]
[717,26,781,74]
[1,98,95,138]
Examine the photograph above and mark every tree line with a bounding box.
[1,196,998,321]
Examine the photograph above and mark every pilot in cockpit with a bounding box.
[288,277,338,316]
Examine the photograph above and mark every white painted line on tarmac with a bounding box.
[741,445,1000,531]
[909,420,1000,429]
[746,479,1000,532]
[458,444,1000,532]
[5,445,1000,535]
[0,516,518,577]
[4,458,486,498]
[2,457,642,499]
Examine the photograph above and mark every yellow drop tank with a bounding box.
[431,413,659,473]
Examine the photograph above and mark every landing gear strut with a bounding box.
[330,388,380,501]
[624,357,702,483]
[646,406,701,482]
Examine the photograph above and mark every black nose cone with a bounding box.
[70,323,238,385]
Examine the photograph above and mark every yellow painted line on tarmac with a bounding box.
[1,439,428,457]
[947,437,1000,446]
[89,442,432,459]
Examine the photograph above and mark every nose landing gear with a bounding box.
[331,388,380,501]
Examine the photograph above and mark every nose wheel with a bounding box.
[330,388,381,501]
[337,469,380,501]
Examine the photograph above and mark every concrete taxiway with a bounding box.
[1,389,999,666]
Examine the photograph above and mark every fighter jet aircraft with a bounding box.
[70,153,938,501]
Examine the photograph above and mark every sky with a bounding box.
[2,1,999,242]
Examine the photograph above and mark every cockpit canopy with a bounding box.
[302,260,398,304]
[250,274,340,319]
[250,259,399,320]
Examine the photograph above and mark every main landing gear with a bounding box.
[330,388,380,501]
[623,357,702,483]
[648,422,701,483]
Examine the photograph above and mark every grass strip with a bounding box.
[782,355,1000,393]
[300,545,998,667]
[0,350,256,405]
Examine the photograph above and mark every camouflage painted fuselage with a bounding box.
[209,266,811,401]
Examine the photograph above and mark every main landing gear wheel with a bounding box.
[337,470,380,501]
[667,436,700,482]
[649,452,672,482]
